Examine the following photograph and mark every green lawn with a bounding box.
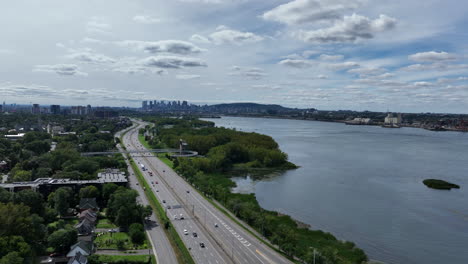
[90,254,156,264]
[156,153,174,168]
[96,219,118,229]
[95,232,149,250]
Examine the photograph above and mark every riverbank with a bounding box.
[218,114,468,133]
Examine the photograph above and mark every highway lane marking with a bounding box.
[256,249,275,264]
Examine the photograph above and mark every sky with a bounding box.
[1,0,468,113]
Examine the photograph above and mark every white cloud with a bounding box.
[139,55,207,69]
[328,61,359,70]
[119,40,205,55]
[87,17,111,34]
[262,0,364,25]
[295,14,396,43]
[278,59,314,68]
[408,51,458,62]
[190,34,212,44]
[33,64,88,76]
[319,54,344,61]
[66,52,116,64]
[209,26,263,45]
[348,66,385,76]
[133,15,161,24]
[317,74,328,79]
[229,66,266,79]
[176,74,201,80]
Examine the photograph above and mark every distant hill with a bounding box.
[206,103,309,114]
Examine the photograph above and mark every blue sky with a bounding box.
[1,0,468,113]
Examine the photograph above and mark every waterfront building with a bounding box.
[384,113,402,125]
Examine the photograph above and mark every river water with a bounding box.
[203,116,468,264]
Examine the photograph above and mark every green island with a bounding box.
[139,116,368,264]
[423,179,460,190]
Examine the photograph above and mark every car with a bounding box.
[162,200,166,203]
[167,205,171,209]
[193,232,198,237]
[155,181,158,184]
[214,223,218,228]
[199,242,205,248]
[156,189,159,192]
[180,214,184,220]
[151,181,154,184]
[49,253,63,257]
[184,229,188,235]
[174,215,178,220]
[186,190,190,193]
[136,183,139,185]
[163,170,165,172]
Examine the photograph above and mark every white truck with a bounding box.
[140,164,146,171]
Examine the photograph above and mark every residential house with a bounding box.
[67,251,88,264]
[67,241,94,258]
[79,209,97,224]
[74,219,94,236]
[78,198,98,212]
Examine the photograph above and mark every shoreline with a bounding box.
[211,114,468,133]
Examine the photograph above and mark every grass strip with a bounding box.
[92,254,155,263]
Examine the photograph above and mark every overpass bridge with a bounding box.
[81,149,198,157]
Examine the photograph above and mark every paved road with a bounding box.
[123,123,233,264]
[125,120,293,264]
[116,127,178,264]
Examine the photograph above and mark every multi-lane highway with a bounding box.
[116,126,178,264]
[123,123,233,264]
[123,120,293,264]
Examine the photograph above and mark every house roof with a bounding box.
[67,251,87,264]
[79,198,98,210]
[70,240,93,255]
[79,210,97,223]
[74,220,94,235]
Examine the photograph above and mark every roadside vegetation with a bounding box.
[140,116,368,264]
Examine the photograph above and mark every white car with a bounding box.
[184,229,188,235]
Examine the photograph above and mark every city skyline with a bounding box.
[1,0,468,113]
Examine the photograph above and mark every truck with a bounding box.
[140,164,146,171]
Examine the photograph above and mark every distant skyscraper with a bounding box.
[142,101,148,110]
[32,104,40,114]
[50,105,61,115]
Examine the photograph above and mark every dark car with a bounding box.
[186,190,190,193]
[199,242,205,248]
[193,232,198,237]
[162,200,166,203]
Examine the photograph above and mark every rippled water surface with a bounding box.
[204,116,468,264]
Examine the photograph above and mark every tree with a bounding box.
[102,183,118,205]
[0,252,23,264]
[12,190,45,216]
[129,223,145,244]
[79,186,99,199]
[0,203,31,238]
[54,187,72,216]
[24,140,50,155]
[11,170,32,182]
[0,236,31,259]
[47,228,77,253]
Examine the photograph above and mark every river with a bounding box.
[203,116,468,264]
